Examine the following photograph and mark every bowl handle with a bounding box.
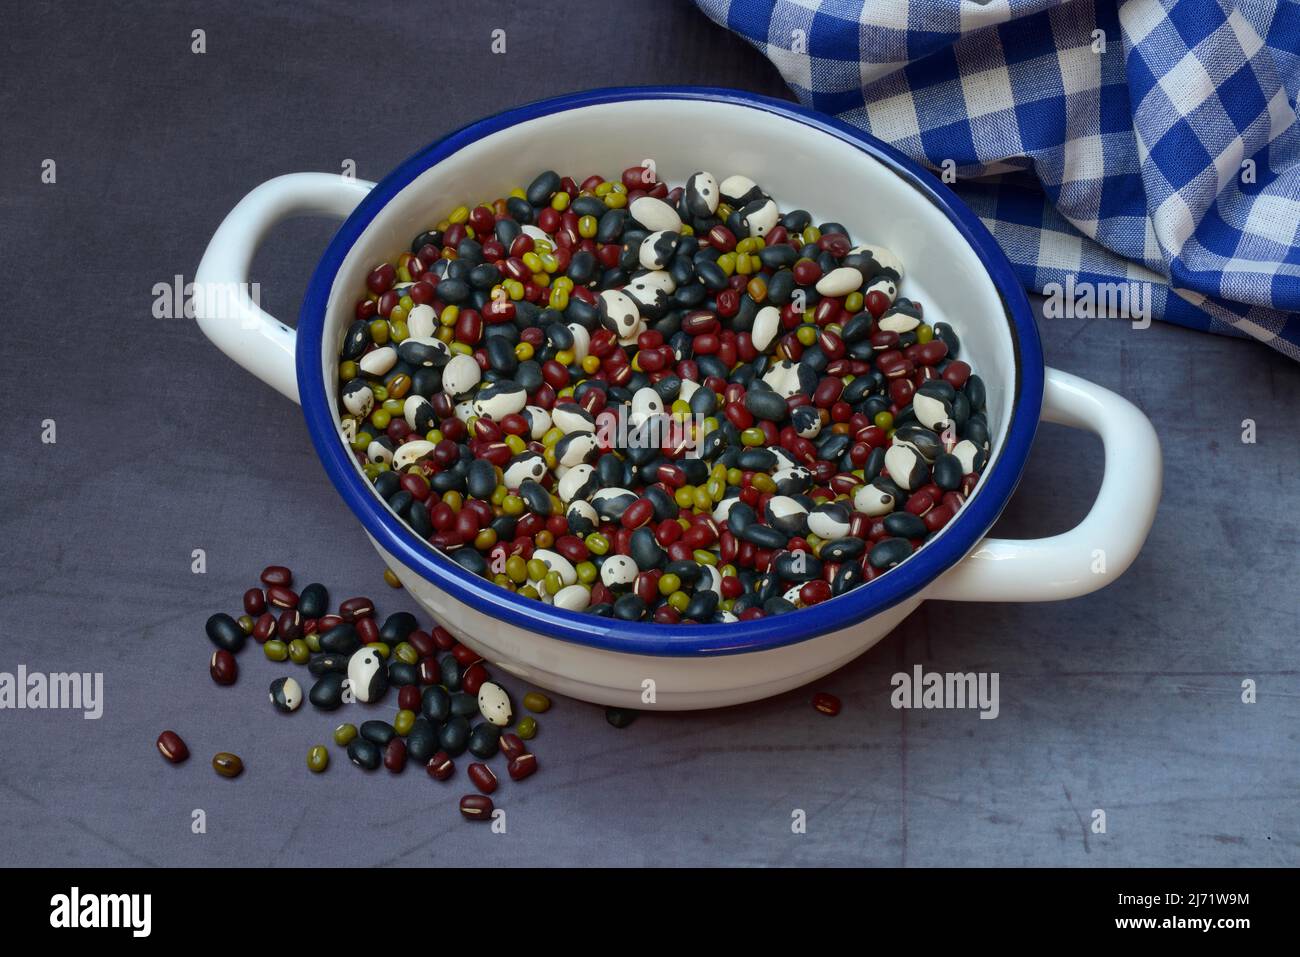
[194,172,375,403]
[928,366,1162,603]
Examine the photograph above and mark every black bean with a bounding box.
[774,551,822,582]
[205,613,245,653]
[379,614,418,648]
[422,685,451,722]
[308,672,347,711]
[468,723,501,759]
[605,707,638,728]
[410,366,442,397]
[469,262,501,290]
[342,320,370,360]
[763,597,798,615]
[406,719,438,764]
[297,583,329,619]
[440,655,463,692]
[629,527,667,570]
[514,360,543,392]
[518,479,552,516]
[435,278,469,305]
[596,209,629,243]
[319,623,361,655]
[883,512,927,538]
[453,549,487,576]
[373,471,401,498]
[932,453,964,491]
[683,590,719,621]
[439,716,471,757]
[361,720,396,747]
[567,250,598,285]
[736,448,777,471]
[745,388,787,422]
[831,562,864,596]
[781,209,812,231]
[347,738,382,771]
[526,170,560,206]
[486,337,518,374]
[614,594,647,621]
[842,376,875,404]
[388,661,419,687]
[451,692,479,718]
[820,537,865,562]
[467,460,497,500]
[756,264,793,304]
[869,537,913,570]
[864,446,886,482]
[696,260,728,291]
[308,653,349,676]
[742,524,788,550]
[962,414,991,447]
[506,196,533,223]
[494,218,520,246]
[571,195,605,218]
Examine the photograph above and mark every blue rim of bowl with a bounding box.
[297,86,1043,657]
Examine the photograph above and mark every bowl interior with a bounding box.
[303,91,1035,653]
[323,99,1015,449]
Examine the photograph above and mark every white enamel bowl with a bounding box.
[195,88,1161,710]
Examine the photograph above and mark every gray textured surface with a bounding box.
[1,0,1297,868]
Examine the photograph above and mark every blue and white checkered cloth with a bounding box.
[695,0,1300,360]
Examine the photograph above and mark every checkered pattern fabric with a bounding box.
[695,0,1300,360]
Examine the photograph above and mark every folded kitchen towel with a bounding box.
[694,0,1300,360]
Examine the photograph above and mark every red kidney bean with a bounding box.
[793,259,821,285]
[260,565,292,587]
[338,597,374,621]
[384,738,407,773]
[814,377,844,407]
[621,497,655,530]
[356,617,379,645]
[500,733,526,761]
[923,504,956,532]
[398,685,421,711]
[266,585,298,609]
[243,588,266,615]
[408,629,435,657]
[889,378,916,407]
[278,609,302,641]
[462,662,488,696]
[707,225,736,251]
[917,340,948,365]
[156,730,189,763]
[942,360,972,390]
[508,753,538,782]
[209,649,237,686]
[252,612,277,643]
[865,289,890,317]
[427,751,455,781]
[800,580,832,606]
[468,763,498,794]
[451,644,481,667]
[460,794,494,821]
[812,692,841,716]
[417,657,441,685]
[905,489,936,516]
